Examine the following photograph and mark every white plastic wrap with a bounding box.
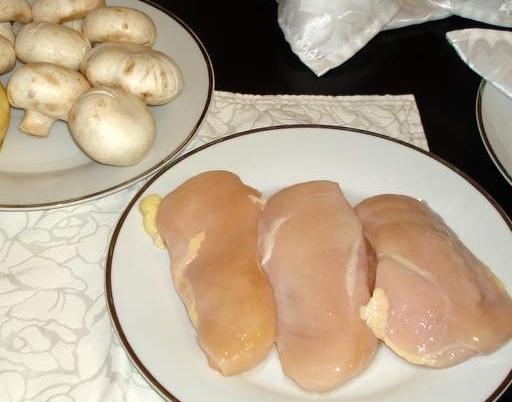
[447,29,512,99]
[277,0,399,76]
[278,0,512,75]
[385,0,451,30]
[430,0,512,27]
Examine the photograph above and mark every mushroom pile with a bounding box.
[0,0,184,166]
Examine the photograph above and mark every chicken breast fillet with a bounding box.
[356,194,512,368]
[258,181,377,392]
[156,170,276,375]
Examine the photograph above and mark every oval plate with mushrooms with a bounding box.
[0,0,213,210]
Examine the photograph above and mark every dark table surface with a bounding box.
[152,0,511,401]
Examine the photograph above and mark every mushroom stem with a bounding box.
[19,110,56,136]
[62,18,83,33]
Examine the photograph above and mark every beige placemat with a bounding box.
[0,91,426,402]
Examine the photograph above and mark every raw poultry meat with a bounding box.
[357,194,512,367]
[258,181,377,392]
[156,170,276,375]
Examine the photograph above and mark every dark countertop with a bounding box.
[153,1,512,401]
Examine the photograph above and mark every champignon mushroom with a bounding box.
[15,22,91,70]
[80,43,183,105]
[7,62,90,136]
[68,86,155,166]
[32,0,105,23]
[0,22,15,74]
[0,0,32,23]
[82,6,156,46]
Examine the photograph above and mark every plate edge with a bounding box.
[105,123,512,402]
[475,79,512,186]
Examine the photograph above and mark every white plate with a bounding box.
[476,80,512,185]
[106,125,512,402]
[0,0,213,210]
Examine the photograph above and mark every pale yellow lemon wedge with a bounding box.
[0,81,10,150]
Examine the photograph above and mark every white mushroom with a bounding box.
[0,22,15,74]
[0,0,32,23]
[32,0,104,23]
[7,62,90,136]
[82,6,156,46]
[16,22,91,69]
[68,86,155,166]
[81,43,183,105]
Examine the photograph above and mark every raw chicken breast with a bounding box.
[258,181,377,392]
[357,194,512,368]
[156,170,276,375]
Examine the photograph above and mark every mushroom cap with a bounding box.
[0,0,32,23]
[68,86,155,166]
[0,22,15,74]
[32,0,105,23]
[7,62,91,121]
[15,22,91,70]
[81,42,183,105]
[0,34,16,74]
[82,6,156,46]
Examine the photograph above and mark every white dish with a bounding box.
[0,0,213,210]
[106,125,512,402]
[477,80,512,185]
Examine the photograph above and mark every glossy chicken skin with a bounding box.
[357,194,512,367]
[258,181,377,392]
[156,170,276,375]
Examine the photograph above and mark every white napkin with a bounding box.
[0,91,426,402]
[447,28,512,99]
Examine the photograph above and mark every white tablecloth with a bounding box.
[0,91,426,402]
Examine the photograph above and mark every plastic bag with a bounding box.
[277,0,399,76]
[429,0,512,27]
[447,29,512,98]
[385,0,451,29]
[278,0,512,76]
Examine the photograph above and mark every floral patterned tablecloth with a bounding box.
[0,91,426,402]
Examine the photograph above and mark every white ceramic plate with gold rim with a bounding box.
[106,125,512,402]
[476,80,512,186]
[0,0,213,210]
